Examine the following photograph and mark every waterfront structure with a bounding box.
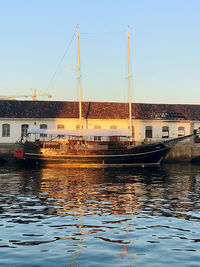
[0,100,199,145]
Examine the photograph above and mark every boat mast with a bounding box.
[76,25,82,129]
[127,27,133,140]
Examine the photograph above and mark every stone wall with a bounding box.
[0,143,23,162]
[165,142,200,162]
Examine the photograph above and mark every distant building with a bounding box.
[0,100,200,144]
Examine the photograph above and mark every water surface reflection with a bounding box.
[0,164,200,266]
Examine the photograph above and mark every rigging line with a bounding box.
[46,32,75,92]
[79,29,125,35]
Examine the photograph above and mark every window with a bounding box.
[57,124,65,130]
[162,126,169,138]
[178,126,185,137]
[94,125,101,141]
[194,129,200,143]
[145,126,152,138]
[110,125,117,129]
[40,124,47,130]
[57,124,65,138]
[2,124,10,137]
[40,124,47,137]
[94,125,101,129]
[94,136,101,141]
[21,124,29,138]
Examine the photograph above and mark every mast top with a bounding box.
[76,24,79,36]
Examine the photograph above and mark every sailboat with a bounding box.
[14,26,196,167]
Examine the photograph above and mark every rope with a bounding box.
[46,31,76,91]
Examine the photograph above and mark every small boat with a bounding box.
[14,129,194,168]
[13,26,196,167]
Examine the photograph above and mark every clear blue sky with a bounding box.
[0,0,200,104]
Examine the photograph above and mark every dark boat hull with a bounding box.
[23,143,171,168]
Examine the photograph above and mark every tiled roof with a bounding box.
[0,100,200,120]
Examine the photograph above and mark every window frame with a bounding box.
[93,125,101,141]
[21,124,29,138]
[145,126,152,139]
[178,126,185,137]
[40,124,48,137]
[162,126,169,138]
[57,124,65,130]
[2,124,10,137]
[110,125,117,129]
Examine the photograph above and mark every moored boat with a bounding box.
[14,129,195,168]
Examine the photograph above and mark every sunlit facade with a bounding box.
[0,117,193,144]
[0,100,199,144]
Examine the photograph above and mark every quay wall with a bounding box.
[0,143,23,162]
[165,142,200,162]
[0,142,200,163]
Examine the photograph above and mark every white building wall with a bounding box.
[133,120,191,143]
[0,117,192,143]
[0,118,57,143]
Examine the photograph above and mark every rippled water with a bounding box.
[0,164,200,266]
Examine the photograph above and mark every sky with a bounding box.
[0,0,200,104]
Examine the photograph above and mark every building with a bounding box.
[0,100,200,145]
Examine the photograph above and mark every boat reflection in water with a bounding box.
[37,164,200,220]
[36,165,200,265]
[38,167,141,265]
[1,164,200,266]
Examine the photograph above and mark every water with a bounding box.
[0,164,200,266]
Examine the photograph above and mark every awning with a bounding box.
[27,128,131,137]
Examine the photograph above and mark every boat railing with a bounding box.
[37,140,135,152]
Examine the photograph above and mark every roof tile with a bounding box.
[0,100,200,120]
